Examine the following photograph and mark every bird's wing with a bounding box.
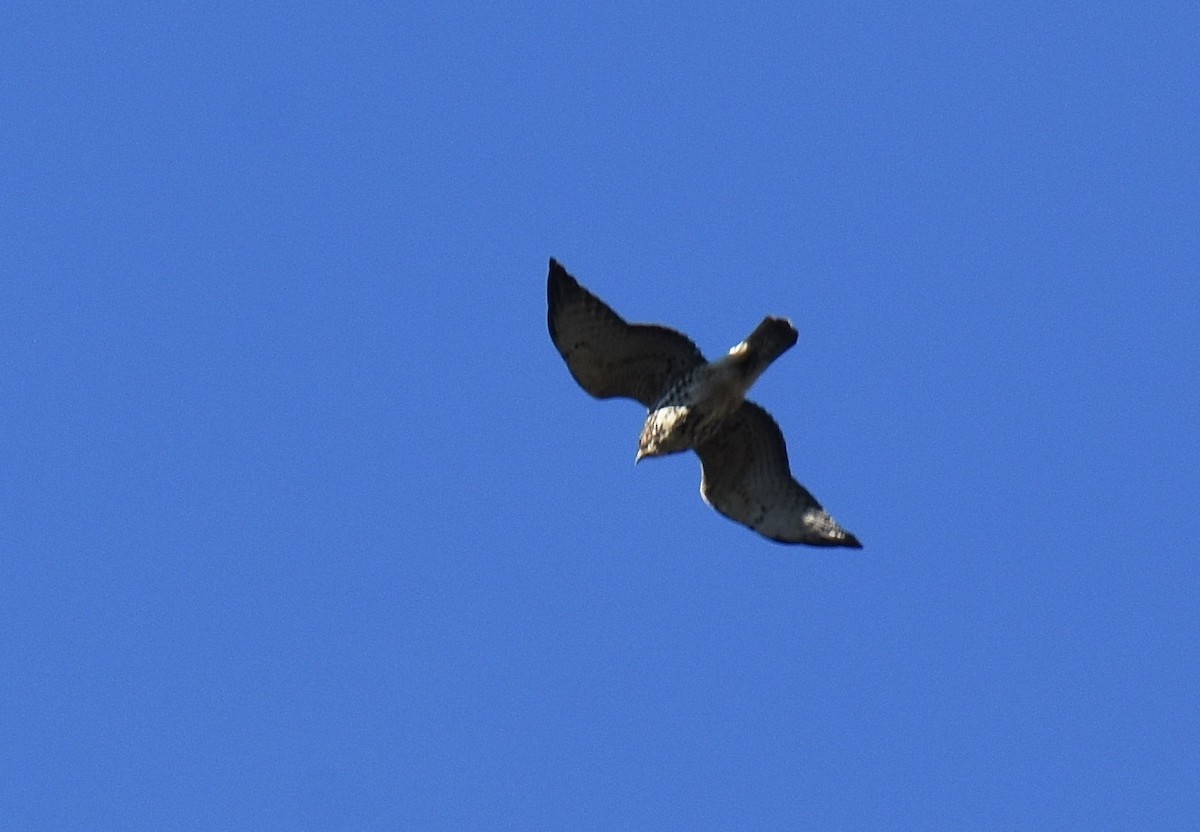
[548,259,706,408]
[695,402,862,547]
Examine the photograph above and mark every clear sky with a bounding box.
[3,2,1197,828]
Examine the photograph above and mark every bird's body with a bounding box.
[547,258,861,549]
[637,316,799,461]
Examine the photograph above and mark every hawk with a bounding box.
[547,258,861,548]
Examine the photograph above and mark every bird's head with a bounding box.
[636,406,690,464]
[636,418,667,464]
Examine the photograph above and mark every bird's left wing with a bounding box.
[547,258,705,408]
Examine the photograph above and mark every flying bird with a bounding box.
[547,258,862,548]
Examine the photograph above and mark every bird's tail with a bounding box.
[730,317,798,381]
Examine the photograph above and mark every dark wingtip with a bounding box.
[842,532,863,549]
[547,258,577,342]
[548,257,577,292]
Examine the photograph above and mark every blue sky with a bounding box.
[3,2,1197,828]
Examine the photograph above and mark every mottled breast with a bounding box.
[639,365,745,457]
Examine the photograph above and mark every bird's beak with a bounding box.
[634,449,645,465]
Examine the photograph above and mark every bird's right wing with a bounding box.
[547,259,706,408]
[695,402,862,548]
